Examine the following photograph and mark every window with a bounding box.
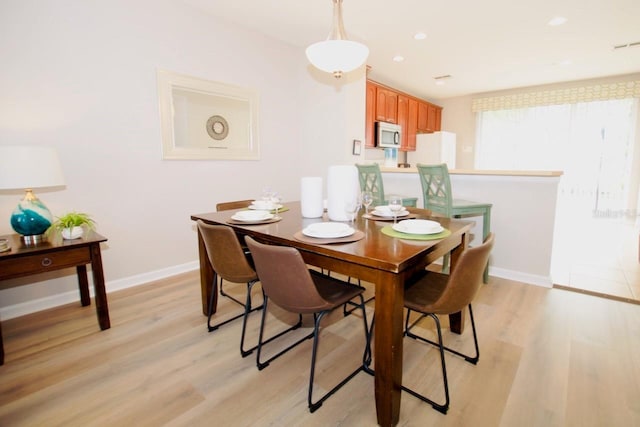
[476,98,638,211]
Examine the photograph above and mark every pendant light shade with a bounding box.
[305,0,369,78]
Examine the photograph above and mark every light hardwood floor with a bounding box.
[1,271,640,426]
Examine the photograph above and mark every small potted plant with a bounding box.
[50,211,96,240]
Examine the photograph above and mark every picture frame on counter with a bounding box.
[352,139,362,156]
[157,69,260,160]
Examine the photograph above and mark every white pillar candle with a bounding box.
[327,165,359,222]
[300,176,324,218]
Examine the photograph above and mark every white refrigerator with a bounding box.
[407,131,456,168]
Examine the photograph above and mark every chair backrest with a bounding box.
[216,199,254,211]
[405,207,433,218]
[430,233,495,314]
[196,221,257,283]
[416,163,453,217]
[356,163,385,206]
[245,237,334,314]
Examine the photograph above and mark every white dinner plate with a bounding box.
[302,222,355,238]
[231,211,274,222]
[393,219,443,235]
[372,209,409,218]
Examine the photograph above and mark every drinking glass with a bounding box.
[388,195,403,224]
[261,186,274,205]
[362,191,373,215]
[270,192,280,216]
[344,197,358,223]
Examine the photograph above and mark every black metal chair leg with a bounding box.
[363,313,375,376]
[401,313,450,414]
[208,278,262,333]
[256,297,309,370]
[405,305,479,364]
[308,294,370,412]
[401,305,483,414]
[239,280,265,357]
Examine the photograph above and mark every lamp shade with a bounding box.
[0,146,65,190]
[305,39,369,76]
[306,0,369,78]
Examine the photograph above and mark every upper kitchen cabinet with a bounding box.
[364,79,442,150]
[398,95,417,151]
[405,98,418,151]
[365,81,376,148]
[417,102,442,133]
[375,87,398,123]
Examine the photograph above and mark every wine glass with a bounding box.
[270,191,280,216]
[388,195,403,224]
[362,191,373,215]
[261,186,274,206]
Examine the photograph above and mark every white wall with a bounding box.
[0,0,366,318]
[382,171,560,286]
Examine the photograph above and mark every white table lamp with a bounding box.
[0,146,65,245]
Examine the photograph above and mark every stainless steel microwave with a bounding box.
[376,121,401,148]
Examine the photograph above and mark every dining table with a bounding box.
[191,202,472,426]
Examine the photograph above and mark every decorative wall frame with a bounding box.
[157,70,260,160]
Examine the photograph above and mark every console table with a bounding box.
[0,232,109,365]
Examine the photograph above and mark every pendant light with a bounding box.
[305,0,369,78]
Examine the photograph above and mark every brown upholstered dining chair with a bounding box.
[214,200,255,309]
[245,236,370,413]
[216,199,253,211]
[196,221,263,357]
[401,232,494,414]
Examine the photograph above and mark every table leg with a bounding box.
[374,271,404,426]
[76,264,91,306]
[0,321,4,365]
[90,243,110,330]
[198,230,217,316]
[449,232,469,334]
[482,207,491,283]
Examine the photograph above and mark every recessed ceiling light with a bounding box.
[393,55,404,62]
[548,16,568,26]
[414,32,427,40]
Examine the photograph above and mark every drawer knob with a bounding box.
[41,257,53,267]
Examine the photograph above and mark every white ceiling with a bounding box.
[182,0,640,101]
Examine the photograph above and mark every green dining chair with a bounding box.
[356,163,418,207]
[416,163,492,282]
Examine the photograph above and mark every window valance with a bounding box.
[471,81,640,112]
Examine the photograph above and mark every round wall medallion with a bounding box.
[206,115,229,140]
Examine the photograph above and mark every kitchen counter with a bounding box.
[380,166,563,177]
[379,167,563,287]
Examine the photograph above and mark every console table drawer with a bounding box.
[0,247,91,280]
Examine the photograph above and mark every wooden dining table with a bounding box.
[191,202,472,426]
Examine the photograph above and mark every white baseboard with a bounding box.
[488,266,553,288]
[0,261,199,320]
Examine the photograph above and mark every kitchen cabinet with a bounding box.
[365,81,376,148]
[397,94,408,150]
[364,79,442,151]
[375,87,398,123]
[426,103,437,132]
[417,102,428,132]
[406,98,418,151]
[417,101,442,133]
[398,95,418,151]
